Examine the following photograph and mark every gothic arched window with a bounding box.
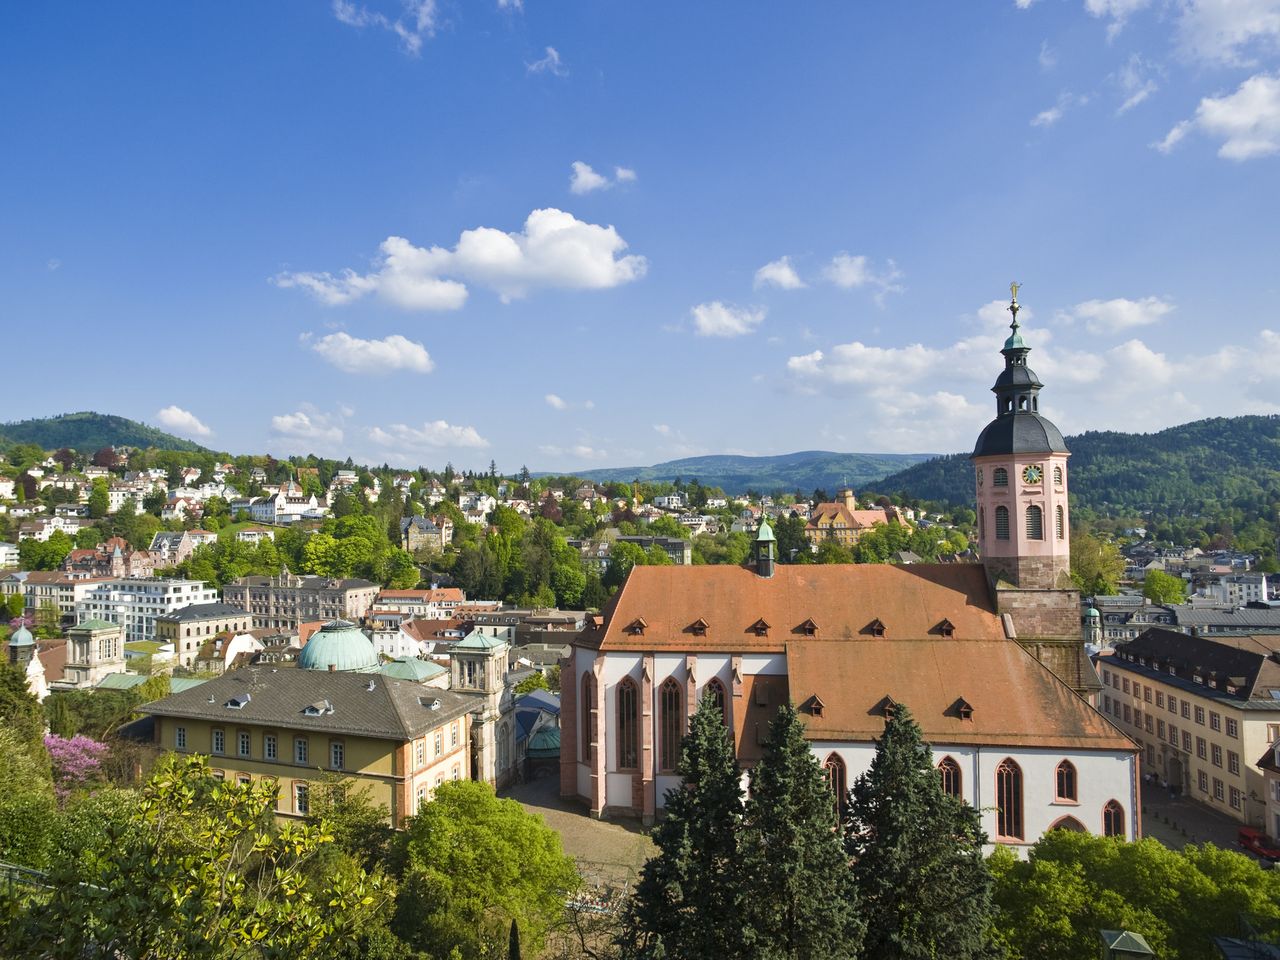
[498,721,510,773]
[580,672,594,763]
[659,678,683,772]
[704,678,727,725]
[1055,760,1077,802]
[979,507,985,541]
[823,753,847,820]
[1026,505,1044,540]
[995,506,1010,540]
[616,678,638,769]
[1103,799,1126,838]
[1053,465,1063,485]
[993,468,1009,487]
[1056,505,1065,540]
[937,756,962,798]
[996,758,1024,840]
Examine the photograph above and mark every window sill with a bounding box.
[1050,799,1080,806]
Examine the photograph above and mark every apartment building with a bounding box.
[223,570,378,630]
[155,601,256,669]
[76,578,219,643]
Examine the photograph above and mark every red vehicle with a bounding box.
[1237,827,1280,862]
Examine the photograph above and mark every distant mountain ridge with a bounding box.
[0,412,212,454]
[876,415,1280,512]
[561,450,936,494]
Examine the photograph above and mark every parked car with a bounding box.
[1237,827,1280,862]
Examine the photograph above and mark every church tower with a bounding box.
[973,285,1098,701]
[972,284,1072,591]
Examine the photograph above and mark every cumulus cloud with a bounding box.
[271,410,344,448]
[1085,0,1152,38]
[370,420,489,449]
[1063,296,1175,333]
[545,393,568,410]
[156,406,212,438]
[1175,0,1280,65]
[690,301,766,338]
[332,0,437,55]
[569,162,637,195]
[527,46,566,75]
[310,332,434,374]
[754,256,807,290]
[822,253,904,303]
[274,208,647,309]
[1157,72,1280,159]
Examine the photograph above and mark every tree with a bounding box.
[773,515,809,563]
[0,726,57,869]
[514,672,550,696]
[87,478,109,519]
[394,781,578,960]
[740,705,863,960]
[6,754,388,959]
[1070,531,1125,595]
[844,703,996,960]
[44,734,110,805]
[1143,569,1186,605]
[619,695,749,960]
[0,661,45,748]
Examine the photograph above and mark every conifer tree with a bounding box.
[844,703,996,960]
[741,704,864,960]
[618,695,749,960]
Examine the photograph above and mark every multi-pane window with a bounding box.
[175,726,187,750]
[1123,705,1132,724]
[434,732,443,756]
[1123,678,1130,694]
[1209,712,1221,732]
[1055,761,1077,802]
[212,729,225,755]
[451,722,459,748]
[1168,724,1178,746]
[1168,695,1177,714]
[1145,715,1154,733]
[995,506,1010,540]
[1144,687,1152,703]
[1195,706,1205,725]
[1211,744,1222,768]
[264,734,277,761]
[330,741,345,771]
[1198,770,1209,792]
[1182,731,1192,752]
[1230,787,1242,810]
[996,759,1024,841]
[581,673,594,762]
[294,782,309,815]
[1156,691,1164,708]
[1103,800,1125,838]
[1197,737,1207,759]
[1134,709,1143,728]
[1182,702,1190,719]
[415,740,425,768]
[1055,505,1065,539]
[1226,717,1239,739]
[1158,719,1165,738]
[238,731,251,757]
[1228,751,1240,775]
[825,753,849,820]
[294,737,308,765]
[993,468,1009,487]
[1104,695,1112,713]
[937,756,962,799]
[617,678,639,769]
[704,678,727,724]
[659,678,683,772]
[1213,778,1225,801]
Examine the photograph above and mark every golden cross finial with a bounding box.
[1010,281,1021,302]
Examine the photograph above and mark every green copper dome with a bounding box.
[8,624,34,648]
[380,656,447,682]
[297,619,380,674]
[755,516,777,543]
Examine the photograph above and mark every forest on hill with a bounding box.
[0,412,211,454]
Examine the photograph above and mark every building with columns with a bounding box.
[560,287,1137,849]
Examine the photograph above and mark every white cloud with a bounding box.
[1085,0,1152,38]
[370,420,490,450]
[271,410,344,448]
[1065,296,1175,333]
[46,258,61,272]
[1116,54,1159,114]
[1157,72,1280,159]
[545,393,568,410]
[497,0,522,8]
[822,253,904,303]
[1015,0,1038,8]
[754,255,807,290]
[653,424,671,435]
[1175,0,1280,66]
[156,405,212,438]
[690,301,766,338]
[274,208,647,309]
[332,0,437,56]
[527,46,566,76]
[1039,40,1057,70]
[569,161,637,194]
[310,332,434,374]
[1031,91,1088,127]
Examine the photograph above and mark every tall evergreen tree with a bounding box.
[618,696,749,960]
[741,704,864,960]
[844,703,996,960]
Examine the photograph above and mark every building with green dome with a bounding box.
[297,620,380,674]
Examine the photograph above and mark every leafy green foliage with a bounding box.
[1143,569,1187,604]
[394,780,579,960]
[0,411,212,453]
[1071,531,1126,594]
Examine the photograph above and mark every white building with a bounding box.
[76,578,219,643]
[0,542,18,568]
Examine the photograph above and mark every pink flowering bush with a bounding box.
[44,734,110,804]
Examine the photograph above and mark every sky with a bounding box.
[3,1,1279,472]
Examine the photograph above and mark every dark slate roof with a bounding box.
[156,602,250,623]
[1106,628,1280,708]
[972,411,1068,457]
[141,666,479,739]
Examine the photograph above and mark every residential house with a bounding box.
[19,515,93,541]
[0,542,18,568]
[149,531,196,566]
[155,601,256,669]
[235,527,277,545]
[617,535,693,565]
[24,572,111,621]
[373,587,467,620]
[63,538,157,579]
[400,515,453,553]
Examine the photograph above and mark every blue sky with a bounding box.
[3,1,1279,471]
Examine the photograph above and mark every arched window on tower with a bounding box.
[995,506,1010,540]
[996,758,1024,841]
[703,678,727,725]
[823,753,847,821]
[937,756,962,798]
[1103,800,1126,838]
[616,678,638,770]
[1026,505,1043,540]
[1053,465,1063,485]
[581,673,594,763]
[1056,505,1065,540]
[993,468,1009,487]
[979,507,985,541]
[1055,760,1077,802]
[659,678,683,772]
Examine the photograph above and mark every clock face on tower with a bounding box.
[1022,465,1043,485]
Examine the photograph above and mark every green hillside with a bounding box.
[0,412,212,454]
[566,450,935,494]
[875,416,1280,516]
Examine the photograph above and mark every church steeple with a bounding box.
[753,516,776,578]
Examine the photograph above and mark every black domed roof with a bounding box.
[973,412,1068,457]
[992,363,1043,391]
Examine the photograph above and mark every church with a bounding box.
[559,287,1139,848]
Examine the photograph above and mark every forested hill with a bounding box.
[875,416,1280,515]
[567,450,933,493]
[0,412,212,454]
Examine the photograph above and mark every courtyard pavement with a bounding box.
[1139,782,1271,866]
